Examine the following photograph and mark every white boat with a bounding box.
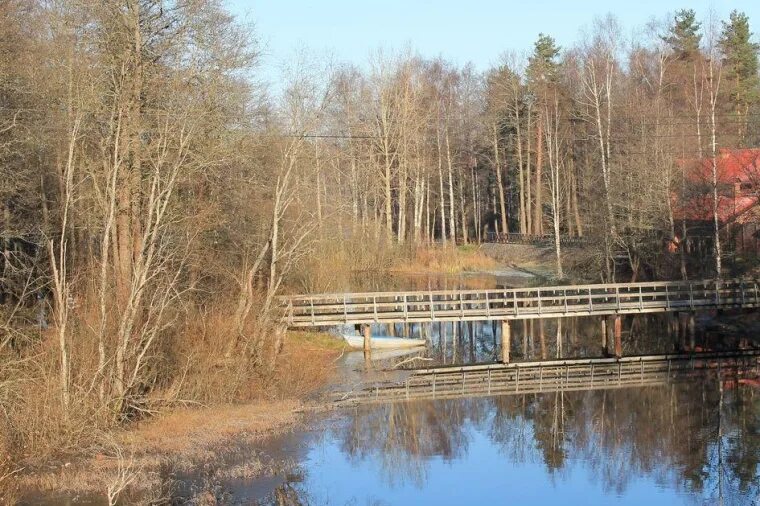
[342,334,426,349]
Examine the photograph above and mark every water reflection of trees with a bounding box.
[339,398,488,487]
[362,311,760,371]
[336,382,759,501]
[409,315,683,367]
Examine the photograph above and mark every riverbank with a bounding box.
[390,243,560,279]
[9,331,346,504]
[389,244,502,275]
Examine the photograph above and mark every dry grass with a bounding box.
[0,423,21,505]
[13,328,341,501]
[262,331,344,399]
[16,400,300,498]
[478,243,557,274]
[289,233,403,292]
[391,245,501,275]
[120,399,301,457]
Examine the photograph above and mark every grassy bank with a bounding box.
[390,244,501,275]
[6,331,344,504]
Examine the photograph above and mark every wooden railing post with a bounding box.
[286,300,294,325]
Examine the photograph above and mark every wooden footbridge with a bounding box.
[280,278,759,362]
[280,278,759,327]
[331,349,760,407]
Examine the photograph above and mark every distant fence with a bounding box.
[484,232,590,246]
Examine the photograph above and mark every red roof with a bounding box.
[679,148,760,184]
[674,148,760,224]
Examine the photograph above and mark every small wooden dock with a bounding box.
[332,350,760,407]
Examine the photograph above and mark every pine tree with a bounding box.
[527,33,561,85]
[663,9,702,60]
[719,10,760,116]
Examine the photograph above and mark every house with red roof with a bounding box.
[674,148,760,254]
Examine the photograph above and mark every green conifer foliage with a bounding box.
[719,10,760,115]
[527,33,561,85]
[663,9,702,60]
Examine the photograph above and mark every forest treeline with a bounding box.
[1,0,759,477]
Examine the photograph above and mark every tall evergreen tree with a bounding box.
[528,33,561,85]
[719,10,760,116]
[663,9,702,60]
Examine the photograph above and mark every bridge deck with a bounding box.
[280,278,760,327]
[332,350,760,406]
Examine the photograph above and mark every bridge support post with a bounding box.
[677,312,690,350]
[666,313,679,350]
[601,317,608,356]
[688,313,696,350]
[387,323,396,337]
[674,314,682,351]
[613,315,622,358]
[501,320,511,364]
[362,324,372,354]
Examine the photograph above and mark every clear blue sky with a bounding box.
[227,0,760,83]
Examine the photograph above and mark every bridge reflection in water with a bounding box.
[333,350,760,406]
[259,347,760,505]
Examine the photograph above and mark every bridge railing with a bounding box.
[279,278,760,327]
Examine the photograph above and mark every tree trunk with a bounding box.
[445,124,457,243]
[534,115,544,235]
[493,124,508,235]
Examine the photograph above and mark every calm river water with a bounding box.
[23,272,760,505]
[234,378,760,505]
[234,271,760,505]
